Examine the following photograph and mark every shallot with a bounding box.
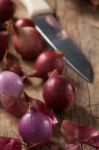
[0,71,23,97]
[18,95,58,147]
[18,106,53,147]
[28,50,64,79]
[12,27,44,60]
[43,71,75,111]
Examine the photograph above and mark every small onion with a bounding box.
[28,50,64,79]
[0,71,23,97]
[0,0,15,22]
[15,18,34,28]
[0,136,22,150]
[18,107,53,147]
[43,72,75,111]
[12,27,44,60]
[0,31,8,60]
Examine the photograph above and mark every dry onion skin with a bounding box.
[61,120,99,149]
[0,94,28,118]
[0,136,22,150]
[2,53,24,77]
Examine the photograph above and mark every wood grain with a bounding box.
[46,0,99,150]
[0,0,99,150]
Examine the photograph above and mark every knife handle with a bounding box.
[20,0,52,18]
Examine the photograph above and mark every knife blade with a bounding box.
[20,0,93,82]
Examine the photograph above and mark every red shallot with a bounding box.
[0,71,24,97]
[18,94,57,147]
[18,106,53,147]
[12,27,44,60]
[43,71,75,111]
[28,50,64,79]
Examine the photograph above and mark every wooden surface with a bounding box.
[1,0,99,150]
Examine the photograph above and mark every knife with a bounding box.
[20,0,93,82]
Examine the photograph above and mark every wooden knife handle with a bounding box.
[20,0,52,18]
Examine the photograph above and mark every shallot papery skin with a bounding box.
[29,98,58,126]
[29,50,64,79]
[18,107,53,147]
[0,32,8,60]
[3,53,24,77]
[61,120,99,148]
[43,74,75,111]
[65,144,80,150]
[0,0,15,22]
[12,27,44,60]
[15,18,34,28]
[0,136,21,150]
[3,63,24,77]
[0,95,28,118]
[0,71,23,97]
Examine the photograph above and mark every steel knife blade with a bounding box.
[20,0,93,82]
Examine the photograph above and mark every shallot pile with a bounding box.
[0,0,97,150]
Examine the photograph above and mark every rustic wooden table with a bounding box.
[1,0,99,150]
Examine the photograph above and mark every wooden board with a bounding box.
[0,0,99,150]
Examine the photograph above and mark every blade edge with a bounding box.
[34,16,93,82]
